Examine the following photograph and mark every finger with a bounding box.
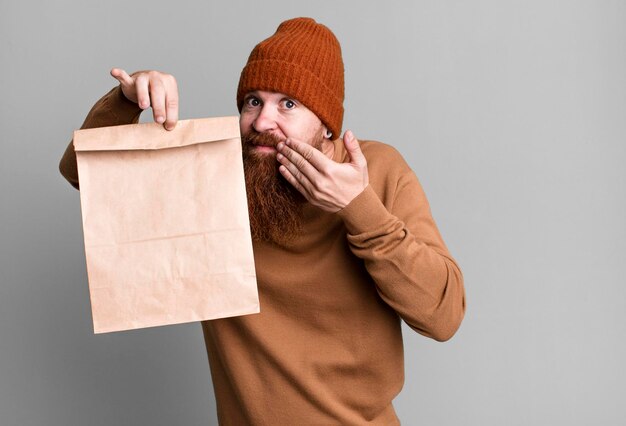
[280,139,330,172]
[343,130,366,167]
[278,165,310,200]
[276,151,314,191]
[110,68,133,87]
[134,73,151,109]
[164,88,179,131]
[148,79,167,124]
[276,140,320,181]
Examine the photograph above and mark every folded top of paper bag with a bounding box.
[73,116,240,152]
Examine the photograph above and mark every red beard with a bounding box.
[241,129,322,244]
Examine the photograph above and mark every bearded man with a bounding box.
[59,17,466,426]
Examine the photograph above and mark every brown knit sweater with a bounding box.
[59,85,466,425]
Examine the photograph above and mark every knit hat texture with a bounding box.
[237,17,345,138]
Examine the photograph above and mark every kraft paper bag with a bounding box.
[73,116,259,334]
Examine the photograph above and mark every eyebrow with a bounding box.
[243,91,260,99]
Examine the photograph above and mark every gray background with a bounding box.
[2,0,624,425]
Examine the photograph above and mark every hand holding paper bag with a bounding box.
[110,68,180,130]
[73,116,259,333]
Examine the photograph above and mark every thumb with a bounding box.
[343,130,366,166]
[110,68,133,87]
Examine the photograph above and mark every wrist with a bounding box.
[336,185,390,234]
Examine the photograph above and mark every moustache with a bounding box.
[242,130,283,148]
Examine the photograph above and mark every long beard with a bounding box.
[242,130,322,245]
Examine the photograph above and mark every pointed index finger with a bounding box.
[110,68,133,86]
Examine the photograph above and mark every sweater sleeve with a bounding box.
[336,149,466,342]
[59,85,143,190]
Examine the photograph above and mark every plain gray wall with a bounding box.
[2,0,625,425]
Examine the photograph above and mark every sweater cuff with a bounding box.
[336,185,392,235]
[109,85,144,119]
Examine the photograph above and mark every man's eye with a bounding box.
[246,97,260,107]
[284,99,296,109]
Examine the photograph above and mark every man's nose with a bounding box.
[252,105,278,133]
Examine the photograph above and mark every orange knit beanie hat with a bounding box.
[236,17,345,139]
